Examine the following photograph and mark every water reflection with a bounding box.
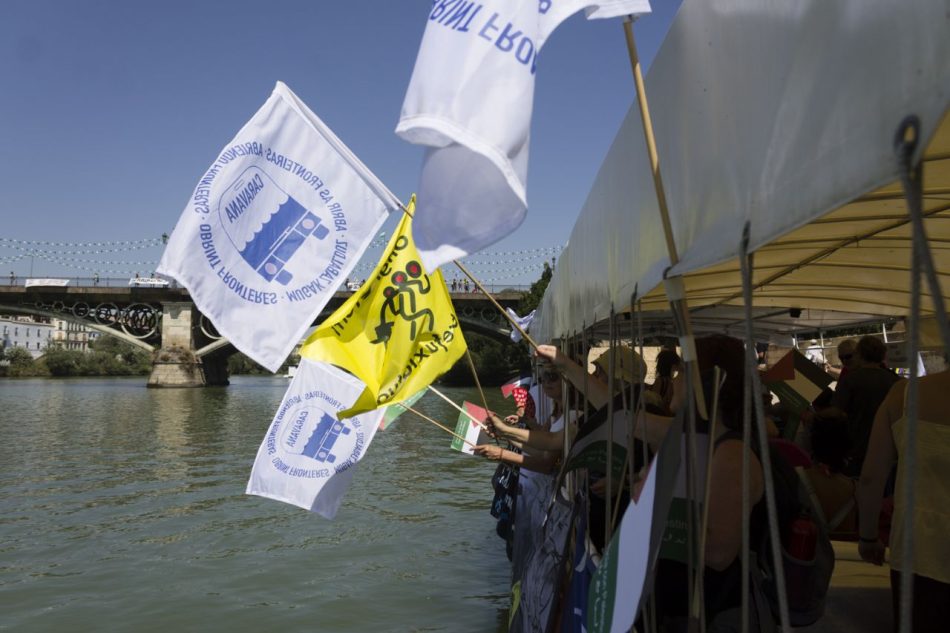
[0,377,515,632]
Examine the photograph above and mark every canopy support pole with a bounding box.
[741,224,792,632]
[893,115,950,633]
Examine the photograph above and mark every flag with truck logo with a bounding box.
[299,199,467,418]
[246,358,384,518]
[157,81,398,372]
[396,0,652,270]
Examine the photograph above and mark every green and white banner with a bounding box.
[587,414,683,633]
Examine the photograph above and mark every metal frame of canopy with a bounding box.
[535,108,950,344]
[575,305,905,347]
[630,114,950,329]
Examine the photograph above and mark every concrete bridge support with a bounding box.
[148,302,206,388]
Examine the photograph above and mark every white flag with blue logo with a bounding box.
[396,0,651,271]
[246,358,384,518]
[157,81,399,372]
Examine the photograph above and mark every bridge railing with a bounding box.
[2,276,531,293]
[1,276,179,288]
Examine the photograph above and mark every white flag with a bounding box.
[246,358,384,519]
[158,82,398,372]
[396,1,651,271]
[505,307,536,342]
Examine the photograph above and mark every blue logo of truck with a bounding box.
[219,166,330,285]
[299,411,350,463]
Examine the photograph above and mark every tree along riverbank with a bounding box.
[0,336,153,378]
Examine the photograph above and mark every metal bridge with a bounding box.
[0,281,525,386]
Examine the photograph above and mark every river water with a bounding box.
[0,376,514,632]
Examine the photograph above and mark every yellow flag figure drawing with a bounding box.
[300,197,467,418]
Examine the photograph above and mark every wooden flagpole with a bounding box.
[622,18,707,420]
[427,384,491,431]
[464,347,491,413]
[454,260,540,350]
[624,17,709,633]
[404,404,476,447]
[396,201,540,350]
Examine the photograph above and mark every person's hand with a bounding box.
[488,413,514,437]
[474,445,504,462]
[858,539,886,566]
[535,344,561,366]
[505,414,520,425]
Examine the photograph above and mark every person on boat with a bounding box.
[474,366,577,580]
[857,367,950,633]
[480,343,654,452]
[648,348,681,414]
[825,338,857,380]
[644,335,773,631]
[802,401,860,539]
[480,343,662,554]
[830,335,902,477]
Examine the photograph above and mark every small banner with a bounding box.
[763,348,833,418]
[451,401,490,454]
[587,413,683,633]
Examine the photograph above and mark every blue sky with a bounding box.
[0,0,681,285]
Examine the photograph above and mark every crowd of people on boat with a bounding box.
[471,332,949,632]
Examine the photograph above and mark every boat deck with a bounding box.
[800,541,892,633]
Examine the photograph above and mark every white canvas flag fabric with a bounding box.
[396,0,651,270]
[246,358,384,519]
[505,307,536,342]
[158,81,399,371]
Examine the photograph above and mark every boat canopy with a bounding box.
[532,0,950,343]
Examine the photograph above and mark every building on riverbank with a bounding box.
[50,318,100,352]
[0,316,101,358]
[1,316,54,358]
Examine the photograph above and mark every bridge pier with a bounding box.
[148,302,206,388]
[200,352,231,387]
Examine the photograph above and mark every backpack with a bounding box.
[490,462,519,560]
[756,443,835,628]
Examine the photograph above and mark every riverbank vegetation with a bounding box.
[0,337,152,378]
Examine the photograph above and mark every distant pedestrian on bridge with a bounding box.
[93,273,100,286]
[8,271,14,286]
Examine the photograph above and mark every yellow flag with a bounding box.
[300,197,467,418]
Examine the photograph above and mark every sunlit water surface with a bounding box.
[0,376,512,632]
